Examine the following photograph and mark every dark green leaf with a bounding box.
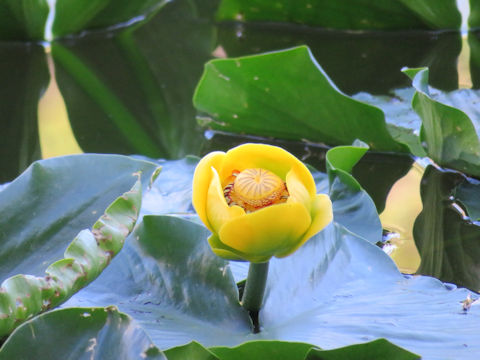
[306,338,419,360]
[404,67,480,177]
[216,0,461,30]
[413,165,480,291]
[211,341,314,360]
[165,342,218,360]
[52,0,215,158]
[0,43,48,183]
[0,307,166,360]
[52,0,167,38]
[0,0,49,40]
[194,46,414,154]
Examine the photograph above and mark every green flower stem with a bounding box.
[242,261,269,325]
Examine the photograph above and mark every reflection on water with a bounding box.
[38,50,82,158]
[380,161,424,274]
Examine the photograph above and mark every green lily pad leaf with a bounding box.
[217,23,460,95]
[0,43,48,183]
[326,145,382,244]
[0,307,166,359]
[52,0,167,38]
[0,157,156,337]
[257,222,480,358]
[211,341,314,360]
[306,338,419,360]
[193,46,420,154]
[403,67,480,177]
[65,213,480,358]
[0,0,49,40]
[216,0,461,30]
[165,342,218,360]
[0,154,157,281]
[63,215,252,348]
[52,0,215,159]
[414,165,480,291]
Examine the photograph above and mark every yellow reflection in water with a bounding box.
[458,34,472,89]
[38,52,82,159]
[379,162,424,274]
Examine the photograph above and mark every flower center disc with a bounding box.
[224,168,289,212]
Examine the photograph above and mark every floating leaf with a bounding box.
[194,46,420,154]
[403,67,480,177]
[62,215,252,348]
[0,155,159,336]
[216,0,461,30]
[0,307,165,359]
[306,338,419,360]
[211,341,314,360]
[326,144,382,243]
[165,342,218,360]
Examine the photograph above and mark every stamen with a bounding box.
[223,168,289,212]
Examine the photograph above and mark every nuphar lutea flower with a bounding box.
[193,143,333,263]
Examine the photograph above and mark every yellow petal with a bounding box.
[206,168,244,234]
[220,143,316,196]
[286,168,312,212]
[218,202,311,260]
[276,194,333,258]
[192,151,226,231]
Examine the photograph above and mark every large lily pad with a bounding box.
[194,46,420,154]
[0,155,158,337]
[216,0,461,30]
[0,154,157,281]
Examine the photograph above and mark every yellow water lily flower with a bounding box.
[192,143,333,263]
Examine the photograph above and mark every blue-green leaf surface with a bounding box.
[0,307,165,360]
